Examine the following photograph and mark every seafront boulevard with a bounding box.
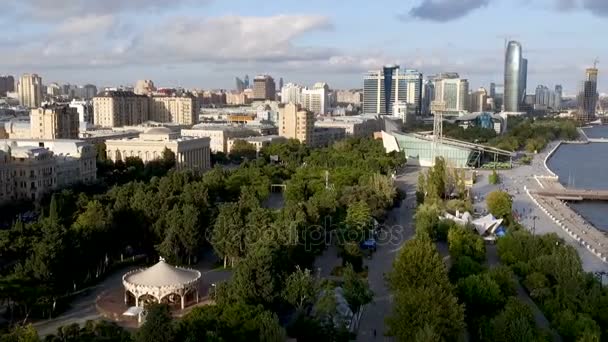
[472,136,608,273]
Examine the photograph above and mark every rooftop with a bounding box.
[123,260,201,288]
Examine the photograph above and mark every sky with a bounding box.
[1,0,608,94]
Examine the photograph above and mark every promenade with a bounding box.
[472,140,608,273]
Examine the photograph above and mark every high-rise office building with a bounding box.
[577,67,599,122]
[279,103,314,144]
[554,85,563,110]
[504,41,525,112]
[489,82,496,99]
[82,84,98,99]
[281,83,303,104]
[0,75,14,96]
[429,73,469,113]
[235,77,245,92]
[363,65,423,115]
[470,88,488,112]
[244,75,250,89]
[253,75,276,100]
[150,94,199,126]
[17,74,43,108]
[279,77,284,90]
[520,58,528,104]
[302,83,329,114]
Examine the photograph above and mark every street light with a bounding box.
[531,216,538,235]
[595,271,608,288]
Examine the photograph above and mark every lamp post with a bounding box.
[531,215,538,235]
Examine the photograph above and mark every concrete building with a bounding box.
[281,83,303,104]
[314,114,381,138]
[105,127,211,171]
[363,66,423,115]
[150,94,199,125]
[181,125,257,154]
[3,120,32,139]
[30,105,79,140]
[431,74,469,114]
[577,67,599,123]
[17,74,43,108]
[336,90,363,105]
[134,80,156,95]
[0,75,14,96]
[470,88,489,112]
[227,135,287,154]
[226,91,251,105]
[312,127,346,147]
[69,99,94,131]
[0,139,97,203]
[302,83,329,115]
[47,83,62,96]
[279,103,313,144]
[93,90,150,128]
[253,75,276,100]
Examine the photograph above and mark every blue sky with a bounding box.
[1,0,607,94]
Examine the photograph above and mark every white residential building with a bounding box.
[181,125,258,154]
[280,83,304,105]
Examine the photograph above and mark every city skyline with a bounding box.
[1,0,608,93]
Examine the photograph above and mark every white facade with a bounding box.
[280,83,303,105]
[363,67,422,115]
[227,135,287,154]
[314,115,381,138]
[302,87,328,115]
[105,127,211,171]
[431,75,469,113]
[69,99,94,131]
[0,139,97,203]
[181,125,257,154]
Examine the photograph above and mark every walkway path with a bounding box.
[355,168,419,341]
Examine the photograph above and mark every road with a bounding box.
[355,168,419,341]
[33,252,232,337]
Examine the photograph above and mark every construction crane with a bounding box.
[594,58,600,69]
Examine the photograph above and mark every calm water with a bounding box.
[547,126,608,232]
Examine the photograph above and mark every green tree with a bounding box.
[447,225,486,262]
[136,304,174,342]
[211,203,244,268]
[230,140,258,161]
[282,266,317,311]
[489,169,500,185]
[486,190,512,219]
[389,238,450,292]
[344,200,371,238]
[0,324,39,342]
[487,298,540,342]
[342,263,373,312]
[414,204,441,240]
[449,256,484,282]
[386,285,465,341]
[457,273,505,317]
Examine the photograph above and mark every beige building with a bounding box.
[17,74,43,108]
[0,139,97,203]
[150,94,199,125]
[93,90,150,128]
[226,91,251,105]
[279,103,313,144]
[253,75,276,100]
[134,80,156,95]
[314,115,381,138]
[227,135,286,155]
[302,83,329,114]
[2,120,32,139]
[181,125,257,154]
[105,127,211,171]
[336,90,362,105]
[30,105,79,140]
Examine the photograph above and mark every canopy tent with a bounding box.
[122,258,201,310]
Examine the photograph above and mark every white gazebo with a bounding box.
[122,258,201,310]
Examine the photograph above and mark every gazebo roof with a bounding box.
[124,259,201,288]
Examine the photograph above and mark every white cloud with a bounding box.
[55,14,116,35]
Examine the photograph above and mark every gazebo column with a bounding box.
[135,296,139,307]
[181,295,185,310]
[196,289,199,303]
[124,291,128,305]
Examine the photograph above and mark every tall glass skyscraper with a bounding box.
[504,41,524,112]
[577,67,599,122]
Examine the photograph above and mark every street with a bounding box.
[355,168,419,341]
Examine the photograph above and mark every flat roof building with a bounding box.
[105,127,211,171]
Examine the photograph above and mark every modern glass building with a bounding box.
[363,66,422,115]
[504,41,523,112]
[577,67,599,122]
